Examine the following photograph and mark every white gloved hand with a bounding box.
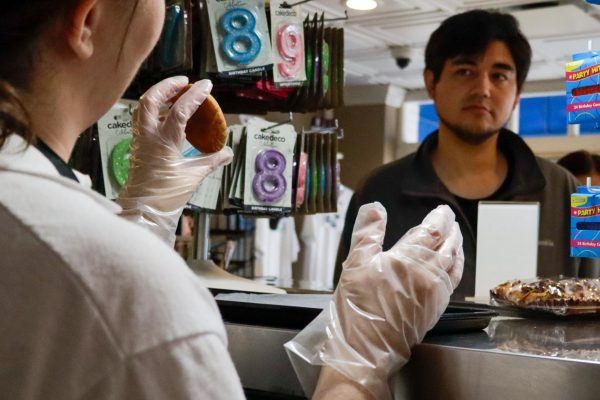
[285,202,464,400]
[323,202,463,399]
[117,76,233,245]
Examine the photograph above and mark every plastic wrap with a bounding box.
[118,77,232,245]
[488,318,600,361]
[285,202,464,400]
[490,278,600,316]
[205,0,273,73]
[270,0,307,86]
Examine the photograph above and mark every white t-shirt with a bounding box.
[300,185,353,288]
[0,135,245,399]
[254,217,300,280]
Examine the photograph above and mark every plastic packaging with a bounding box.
[154,1,193,73]
[206,0,273,74]
[570,181,600,258]
[97,100,136,199]
[242,119,296,214]
[270,0,307,86]
[488,318,600,361]
[566,50,600,124]
[285,202,464,400]
[490,278,600,316]
[117,77,233,245]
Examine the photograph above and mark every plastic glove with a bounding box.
[285,202,464,400]
[117,77,233,245]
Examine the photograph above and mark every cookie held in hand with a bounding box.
[171,84,228,153]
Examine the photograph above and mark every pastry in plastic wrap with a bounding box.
[490,278,600,316]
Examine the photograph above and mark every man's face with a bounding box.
[425,40,520,145]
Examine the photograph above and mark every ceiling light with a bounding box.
[346,0,378,11]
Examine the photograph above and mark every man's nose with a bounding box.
[470,73,492,98]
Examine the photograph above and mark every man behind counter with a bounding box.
[335,9,594,299]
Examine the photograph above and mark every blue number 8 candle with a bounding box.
[220,8,261,65]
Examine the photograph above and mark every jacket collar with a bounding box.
[399,128,546,199]
[0,134,121,214]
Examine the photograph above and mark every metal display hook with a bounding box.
[280,0,350,23]
[303,119,345,139]
[324,10,349,22]
[280,0,313,8]
[321,119,345,139]
[587,177,600,192]
[261,112,294,132]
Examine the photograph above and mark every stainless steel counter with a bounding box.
[226,317,600,399]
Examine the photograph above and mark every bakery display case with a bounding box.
[222,297,600,399]
[398,316,600,400]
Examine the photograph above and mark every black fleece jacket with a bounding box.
[334,129,597,299]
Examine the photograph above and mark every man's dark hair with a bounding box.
[425,9,532,91]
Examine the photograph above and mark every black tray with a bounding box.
[429,305,497,335]
[217,297,496,334]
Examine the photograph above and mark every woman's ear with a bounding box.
[66,0,100,59]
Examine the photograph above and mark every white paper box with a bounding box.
[475,201,540,299]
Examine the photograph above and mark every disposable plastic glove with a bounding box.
[286,202,464,400]
[118,77,233,245]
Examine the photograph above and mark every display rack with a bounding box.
[193,212,211,261]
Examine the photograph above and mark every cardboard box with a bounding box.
[566,51,600,125]
[571,185,600,258]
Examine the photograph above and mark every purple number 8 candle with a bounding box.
[252,149,287,203]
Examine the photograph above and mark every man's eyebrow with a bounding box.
[450,57,515,72]
[492,62,515,72]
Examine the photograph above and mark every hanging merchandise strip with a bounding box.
[154,0,193,73]
[125,0,196,97]
[114,1,346,217]
[207,8,346,113]
[125,1,345,112]
[566,49,600,126]
[215,117,341,218]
